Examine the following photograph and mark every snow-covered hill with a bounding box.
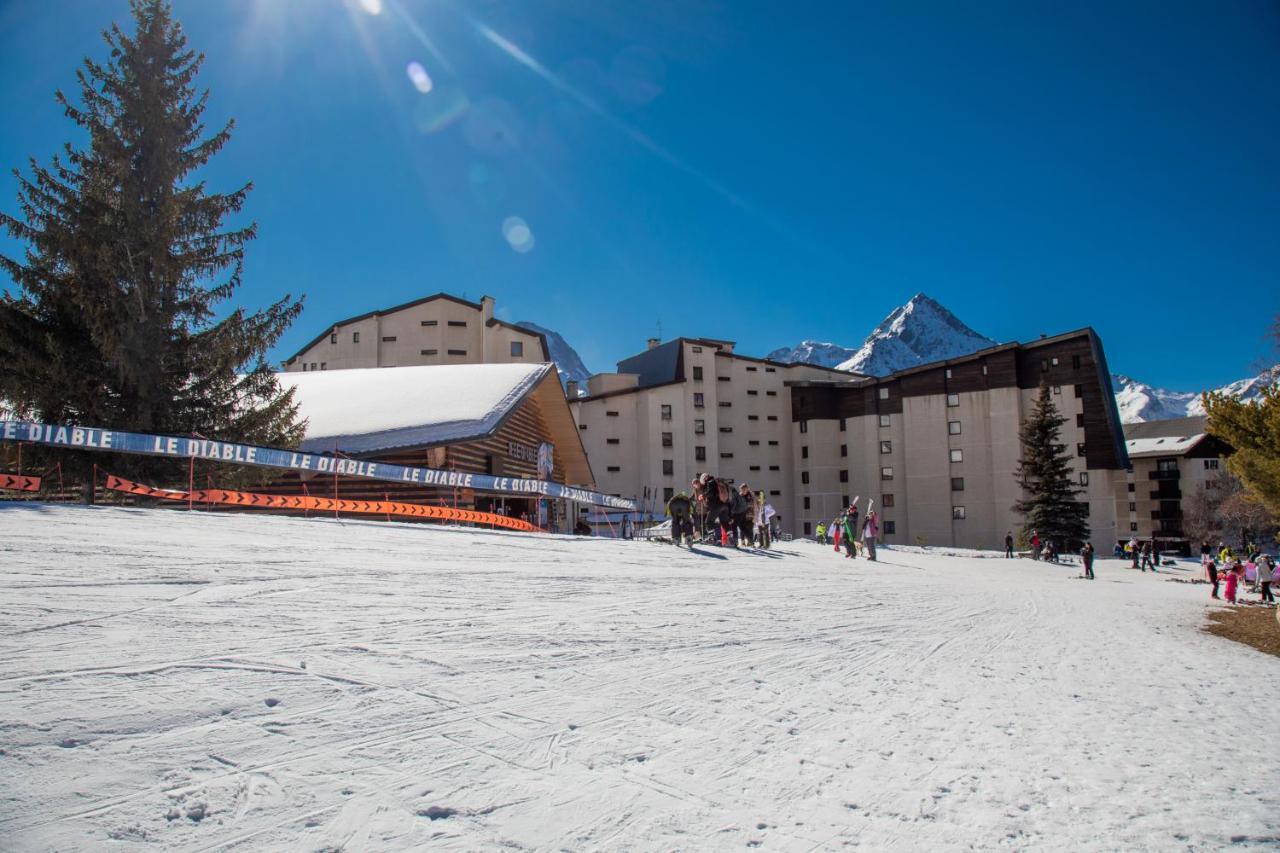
[3,504,1278,849]
[835,293,999,375]
[764,340,858,368]
[515,321,592,393]
[1113,368,1277,423]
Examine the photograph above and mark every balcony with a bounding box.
[1148,469,1180,481]
[1150,509,1183,521]
[1149,488,1181,501]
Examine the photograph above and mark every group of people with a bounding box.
[1116,537,1162,572]
[816,503,879,562]
[1202,541,1275,605]
[664,473,778,549]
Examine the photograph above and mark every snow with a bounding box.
[3,504,1279,850]
[764,341,858,369]
[1125,434,1206,457]
[834,293,999,376]
[276,363,551,453]
[1113,368,1277,424]
[514,321,592,392]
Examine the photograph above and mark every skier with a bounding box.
[816,521,827,545]
[666,490,694,547]
[863,510,879,561]
[698,473,733,546]
[1080,541,1095,580]
[845,504,861,558]
[1140,542,1153,572]
[734,483,755,548]
[1004,531,1014,559]
[1223,560,1242,604]
[1030,530,1041,561]
[832,516,843,552]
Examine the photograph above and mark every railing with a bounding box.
[1148,469,1180,481]
[1149,489,1181,501]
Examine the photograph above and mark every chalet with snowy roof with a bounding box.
[266,363,595,529]
[1119,415,1232,551]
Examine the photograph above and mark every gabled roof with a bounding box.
[1123,416,1211,458]
[278,363,552,454]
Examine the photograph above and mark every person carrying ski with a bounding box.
[666,490,694,547]
[841,509,858,559]
[863,511,879,561]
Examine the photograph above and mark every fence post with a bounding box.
[188,455,195,512]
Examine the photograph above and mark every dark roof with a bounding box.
[285,293,549,363]
[1122,415,1209,441]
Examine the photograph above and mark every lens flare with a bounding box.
[406,61,433,93]
[502,216,535,253]
[357,0,383,15]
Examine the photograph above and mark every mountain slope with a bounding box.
[1113,368,1276,423]
[834,293,999,375]
[764,341,858,368]
[515,321,592,392]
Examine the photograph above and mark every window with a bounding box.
[1072,355,1081,369]
[946,393,960,407]
[421,348,438,356]
[510,341,524,357]
[948,421,962,435]
[692,346,703,353]
[353,332,360,343]
[663,487,674,503]
[766,390,778,396]
[770,490,780,496]
[606,410,619,417]
[694,419,705,434]
[1077,443,1087,457]
[320,363,326,370]
[662,432,673,447]
[839,470,849,483]
[803,497,811,510]
[1041,359,1048,371]
[447,320,467,327]
[606,438,620,445]
[842,495,850,508]
[799,420,808,434]
[945,368,952,379]
[882,494,895,507]
[839,418,847,431]
[840,444,848,457]
[749,440,760,446]
[660,405,672,420]
[801,446,809,459]
[769,464,780,471]
[878,387,889,400]
[420,320,437,327]
[719,427,733,434]
[719,402,732,408]
[1130,522,1138,532]
[768,440,779,446]
[1157,458,1178,473]
[804,522,812,535]
[801,472,809,485]
[1074,384,1084,398]
[693,366,703,380]
[694,393,705,408]
[746,366,758,372]
[1053,385,1061,395]
[950,449,963,463]
[1204,459,1219,470]
[1076,414,1085,428]
[1129,501,1136,512]
[747,390,759,396]
[1079,472,1089,486]
[447,349,467,356]
[951,477,965,491]
[662,460,674,475]
[301,363,307,371]
[880,441,892,454]
[382,336,397,342]
[748,415,759,421]
[1127,482,1135,493]
[767,415,778,421]
[1051,357,1060,366]
[884,521,896,535]
[881,466,894,480]
[879,414,890,428]
[695,446,706,461]
[750,465,761,471]
[720,452,734,459]
[717,376,730,382]
[765,367,776,373]
[952,506,966,520]
[310,363,317,371]
[579,424,587,430]
[329,333,337,344]
[607,465,621,472]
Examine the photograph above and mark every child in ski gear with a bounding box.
[816,522,827,545]
[832,517,842,552]
[863,511,879,561]
[1223,561,1242,604]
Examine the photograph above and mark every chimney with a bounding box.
[647,337,661,350]
[481,295,495,323]
[566,380,579,398]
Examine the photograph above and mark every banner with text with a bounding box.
[1,421,637,510]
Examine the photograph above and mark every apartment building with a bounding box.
[1118,416,1231,553]
[787,329,1130,549]
[569,338,857,531]
[283,293,548,372]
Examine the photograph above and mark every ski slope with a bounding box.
[1,504,1277,851]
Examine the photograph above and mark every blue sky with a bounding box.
[1,0,1277,389]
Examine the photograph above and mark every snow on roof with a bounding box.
[277,363,552,454]
[1124,433,1205,458]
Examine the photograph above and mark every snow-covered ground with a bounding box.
[2,505,1277,851]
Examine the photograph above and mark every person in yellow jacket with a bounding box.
[816,522,827,545]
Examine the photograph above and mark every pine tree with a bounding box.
[1013,384,1090,550]
[0,0,304,489]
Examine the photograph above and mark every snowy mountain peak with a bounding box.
[1112,367,1277,423]
[514,321,592,393]
[834,293,1000,376]
[765,340,858,368]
